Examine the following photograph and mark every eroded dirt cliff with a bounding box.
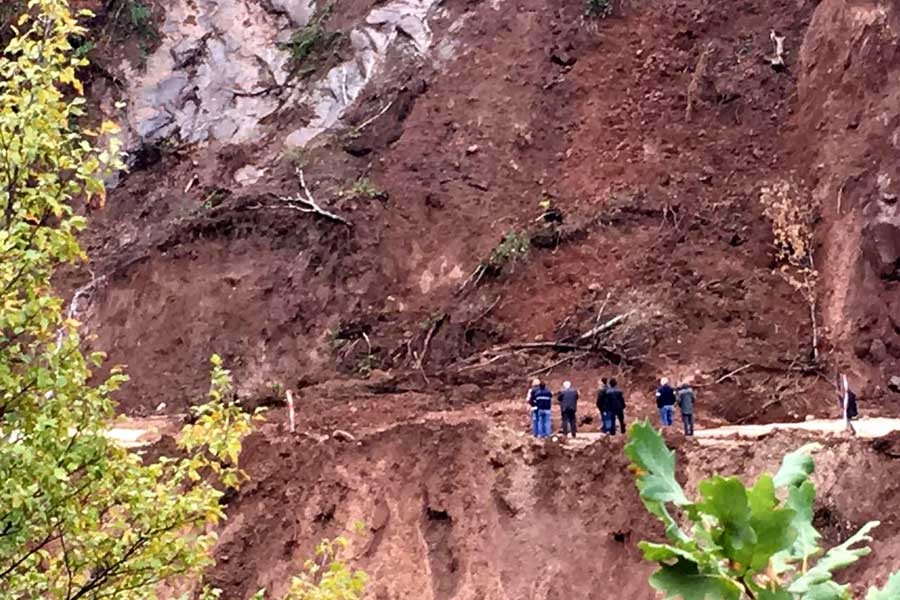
[796,0,900,407]
[202,419,900,599]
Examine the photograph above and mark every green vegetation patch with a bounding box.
[626,422,900,599]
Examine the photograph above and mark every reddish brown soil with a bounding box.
[203,420,900,600]
[53,0,900,596]
[75,0,858,423]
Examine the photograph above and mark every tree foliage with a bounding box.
[0,1,261,598]
[251,536,368,600]
[760,180,820,360]
[626,422,900,599]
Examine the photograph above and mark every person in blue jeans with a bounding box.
[530,380,553,438]
[656,377,676,427]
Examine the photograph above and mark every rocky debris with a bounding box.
[120,0,296,146]
[233,165,267,186]
[270,0,315,26]
[549,51,577,67]
[888,376,900,394]
[331,429,356,442]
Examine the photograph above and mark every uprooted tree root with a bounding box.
[452,310,643,376]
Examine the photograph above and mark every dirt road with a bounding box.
[109,414,900,448]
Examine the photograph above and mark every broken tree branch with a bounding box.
[766,30,786,69]
[466,296,501,327]
[736,397,782,424]
[715,363,753,384]
[275,169,353,227]
[528,353,586,377]
[286,390,296,433]
[595,291,612,324]
[226,84,283,98]
[685,43,713,123]
[416,315,445,371]
[807,253,819,363]
[456,263,488,296]
[578,311,634,341]
[456,353,513,373]
[354,100,395,133]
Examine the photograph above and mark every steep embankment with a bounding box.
[195,420,900,600]
[795,0,900,408]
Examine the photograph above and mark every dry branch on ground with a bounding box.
[269,169,353,226]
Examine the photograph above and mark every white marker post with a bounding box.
[286,390,296,433]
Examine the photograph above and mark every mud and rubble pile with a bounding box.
[203,421,900,599]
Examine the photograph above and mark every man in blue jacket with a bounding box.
[530,380,554,438]
[557,381,579,438]
[656,377,676,427]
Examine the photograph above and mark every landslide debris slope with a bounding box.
[63,0,900,423]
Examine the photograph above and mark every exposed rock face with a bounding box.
[121,0,303,145]
[117,0,441,150]
[797,0,900,396]
[284,0,438,148]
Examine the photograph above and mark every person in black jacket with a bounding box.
[596,378,611,434]
[530,380,554,438]
[656,377,676,427]
[606,378,626,435]
[557,381,579,438]
[839,380,859,435]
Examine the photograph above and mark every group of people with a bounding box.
[525,376,697,438]
[655,377,696,436]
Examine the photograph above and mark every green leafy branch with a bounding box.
[250,536,367,600]
[625,422,900,599]
[0,3,263,597]
[458,230,530,294]
[280,2,341,74]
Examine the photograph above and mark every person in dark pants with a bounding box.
[558,381,579,438]
[839,379,859,435]
[845,389,859,420]
[656,377,676,427]
[677,382,695,436]
[596,378,611,434]
[531,381,554,438]
[606,378,626,435]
